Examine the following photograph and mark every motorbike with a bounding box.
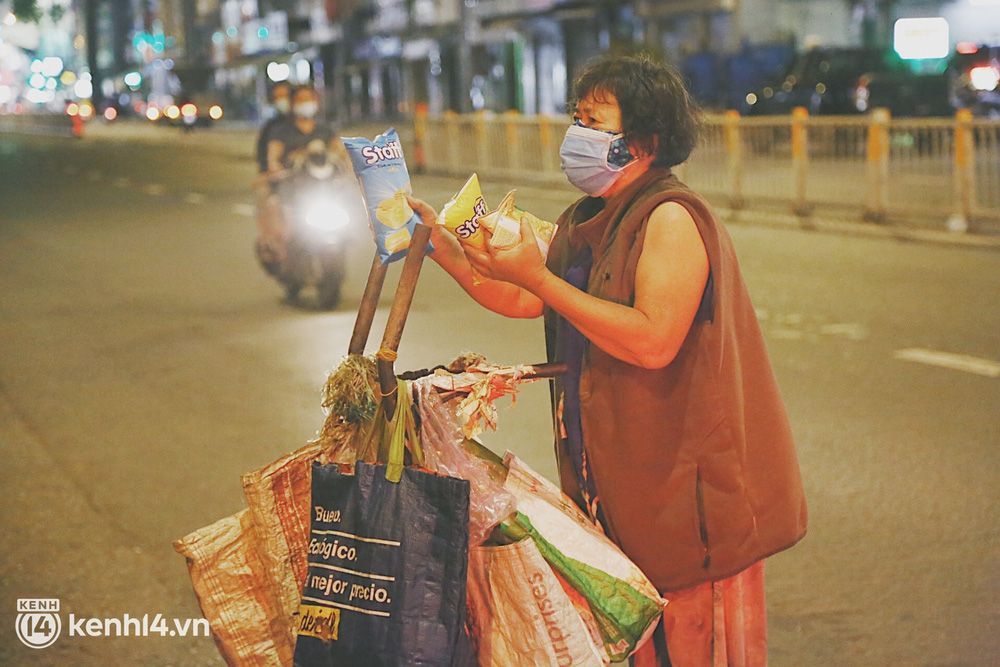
[258,141,362,309]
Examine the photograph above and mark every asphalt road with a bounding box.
[1,122,998,666]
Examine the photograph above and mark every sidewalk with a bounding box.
[77,118,1000,251]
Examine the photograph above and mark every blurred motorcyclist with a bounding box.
[254,85,352,285]
[266,86,349,174]
[256,82,292,173]
[254,83,295,276]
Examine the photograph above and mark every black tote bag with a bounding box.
[294,381,473,667]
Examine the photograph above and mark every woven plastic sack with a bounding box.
[173,509,291,666]
[502,454,667,663]
[175,437,361,666]
[466,537,606,667]
[240,441,329,652]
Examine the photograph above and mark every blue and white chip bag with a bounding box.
[343,128,425,264]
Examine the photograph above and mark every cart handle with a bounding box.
[376,223,433,414]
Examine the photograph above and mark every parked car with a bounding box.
[741,47,952,117]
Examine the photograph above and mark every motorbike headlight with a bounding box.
[306,200,350,232]
[970,65,999,92]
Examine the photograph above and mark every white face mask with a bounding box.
[273,98,290,114]
[559,122,637,196]
[293,101,319,119]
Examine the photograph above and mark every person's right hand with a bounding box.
[405,195,437,226]
[406,195,455,258]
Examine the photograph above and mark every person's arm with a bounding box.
[266,139,286,176]
[466,202,709,369]
[328,134,351,167]
[406,196,543,319]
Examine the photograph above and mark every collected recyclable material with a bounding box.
[174,153,665,665]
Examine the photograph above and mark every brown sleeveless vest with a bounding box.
[544,168,807,592]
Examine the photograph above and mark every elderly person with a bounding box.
[409,53,807,666]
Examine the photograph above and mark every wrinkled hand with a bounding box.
[464,218,548,291]
[405,195,454,257]
[405,194,438,227]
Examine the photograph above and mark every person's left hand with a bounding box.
[464,218,548,291]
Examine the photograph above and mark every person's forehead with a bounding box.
[294,88,317,99]
[577,90,619,115]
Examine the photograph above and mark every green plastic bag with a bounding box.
[501,455,667,663]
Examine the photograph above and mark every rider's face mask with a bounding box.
[559,120,637,197]
[293,101,319,119]
[273,98,291,114]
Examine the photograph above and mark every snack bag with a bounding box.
[438,173,489,251]
[479,190,558,257]
[438,173,491,284]
[343,128,422,264]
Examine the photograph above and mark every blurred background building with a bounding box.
[1,0,999,120]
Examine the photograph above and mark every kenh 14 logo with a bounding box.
[15,598,62,649]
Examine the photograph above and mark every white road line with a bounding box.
[770,328,806,341]
[893,348,1000,378]
[820,323,868,340]
[143,184,167,196]
[231,203,255,217]
[113,177,130,188]
[184,192,207,204]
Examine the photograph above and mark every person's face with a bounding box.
[272,86,290,105]
[293,89,318,107]
[573,89,622,133]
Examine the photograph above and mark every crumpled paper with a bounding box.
[428,362,532,438]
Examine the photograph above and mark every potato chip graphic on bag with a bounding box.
[342,128,428,264]
[438,173,489,250]
[479,190,558,257]
[376,189,413,229]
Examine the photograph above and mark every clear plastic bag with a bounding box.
[415,377,517,546]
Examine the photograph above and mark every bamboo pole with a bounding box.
[376,223,433,414]
[348,252,389,355]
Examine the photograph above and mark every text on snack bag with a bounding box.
[455,198,489,239]
[361,141,405,165]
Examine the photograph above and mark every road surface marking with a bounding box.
[893,348,1000,378]
[143,184,167,196]
[231,203,255,217]
[770,328,805,340]
[86,172,102,182]
[113,177,130,188]
[184,192,207,204]
[820,323,868,340]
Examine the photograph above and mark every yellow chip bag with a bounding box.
[438,173,489,250]
[479,190,558,257]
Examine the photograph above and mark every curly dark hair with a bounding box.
[571,53,701,168]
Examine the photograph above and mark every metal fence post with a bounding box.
[505,111,521,173]
[444,110,459,171]
[864,108,891,222]
[539,116,556,174]
[791,107,810,216]
[474,111,488,173]
[947,108,974,233]
[413,103,428,173]
[724,110,744,209]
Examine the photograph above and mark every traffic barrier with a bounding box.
[417,110,1000,235]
